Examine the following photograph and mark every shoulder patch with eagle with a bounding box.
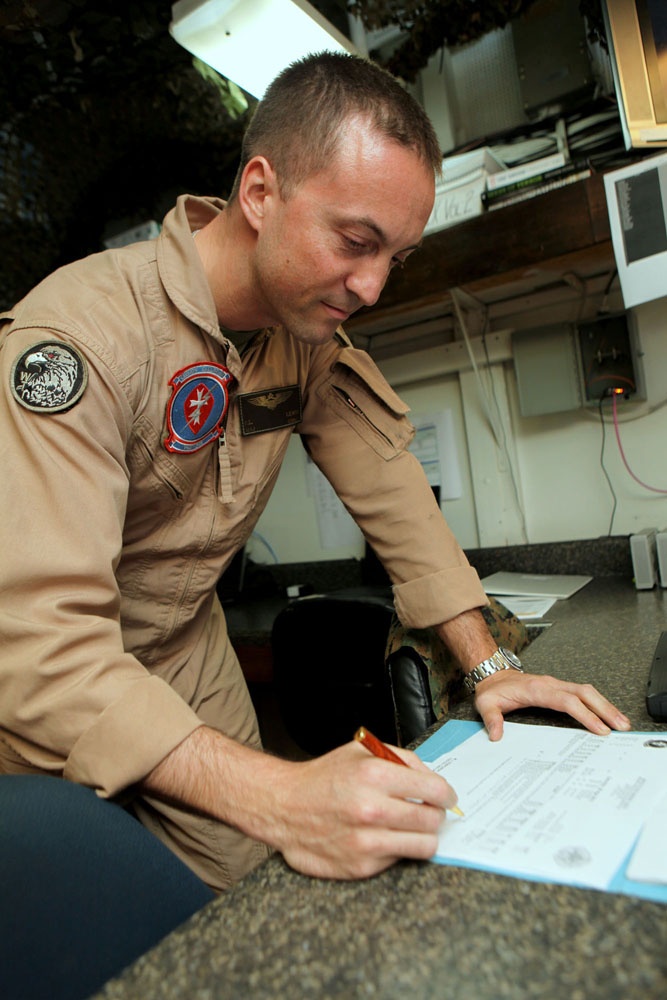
[10,341,88,413]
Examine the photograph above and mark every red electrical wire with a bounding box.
[612,392,667,494]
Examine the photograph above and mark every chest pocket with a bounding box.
[126,414,194,503]
[317,347,414,460]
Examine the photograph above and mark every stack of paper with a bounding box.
[480,571,592,620]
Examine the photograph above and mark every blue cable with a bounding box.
[250,531,279,564]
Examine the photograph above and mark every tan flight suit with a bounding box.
[0,195,486,890]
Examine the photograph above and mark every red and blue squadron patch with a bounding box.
[164,362,233,454]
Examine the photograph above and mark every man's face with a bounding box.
[250,118,436,346]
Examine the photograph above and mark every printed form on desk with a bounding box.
[417,721,667,903]
[479,572,593,620]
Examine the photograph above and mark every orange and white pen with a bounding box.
[354,725,464,816]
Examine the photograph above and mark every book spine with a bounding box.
[486,152,566,191]
[483,168,592,211]
[483,160,589,202]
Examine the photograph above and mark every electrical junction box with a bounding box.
[513,313,646,418]
[577,311,646,404]
[512,323,583,416]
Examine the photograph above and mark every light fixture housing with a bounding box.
[170,0,357,99]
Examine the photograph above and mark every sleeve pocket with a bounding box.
[317,347,414,459]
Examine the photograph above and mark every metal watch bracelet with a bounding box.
[463,647,523,695]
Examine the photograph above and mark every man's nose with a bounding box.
[345,260,389,309]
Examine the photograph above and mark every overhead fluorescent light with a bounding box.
[170,0,357,99]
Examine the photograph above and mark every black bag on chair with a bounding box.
[384,596,533,745]
[386,646,438,747]
[271,593,397,756]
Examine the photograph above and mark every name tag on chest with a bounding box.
[237,385,302,436]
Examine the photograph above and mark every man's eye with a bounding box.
[342,236,367,252]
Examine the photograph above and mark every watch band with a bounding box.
[463,647,523,695]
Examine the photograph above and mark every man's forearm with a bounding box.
[433,607,497,672]
[142,724,293,846]
[435,607,631,742]
[141,722,458,881]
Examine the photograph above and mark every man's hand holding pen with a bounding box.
[146,724,458,883]
[274,736,458,881]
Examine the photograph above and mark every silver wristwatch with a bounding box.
[463,647,523,695]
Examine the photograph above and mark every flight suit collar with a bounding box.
[157,194,227,347]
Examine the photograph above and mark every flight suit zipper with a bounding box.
[217,430,234,504]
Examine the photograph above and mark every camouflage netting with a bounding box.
[0,0,610,309]
[0,0,250,309]
[347,0,608,83]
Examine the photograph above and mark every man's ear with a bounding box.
[238,156,279,233]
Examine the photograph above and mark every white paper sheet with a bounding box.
[492,594,556,620]
[305,457,363,550]
[426,723,667,891]
[480,572,592,599]
[626,789,667,884]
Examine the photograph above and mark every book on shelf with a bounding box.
[481,161,592,211]
[485,151,566,191]
[440,146,505,186]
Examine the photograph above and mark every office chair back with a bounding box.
[272,593,397,756]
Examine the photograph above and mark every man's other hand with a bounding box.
[473,670,632,741]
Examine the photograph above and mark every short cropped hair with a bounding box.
[228,51,442,201]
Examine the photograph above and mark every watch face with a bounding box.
[500,648,522,668]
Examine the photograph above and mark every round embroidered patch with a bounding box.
[164,362,234,454]
[10,341,88,413]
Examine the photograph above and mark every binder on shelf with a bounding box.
[423,147,505,235]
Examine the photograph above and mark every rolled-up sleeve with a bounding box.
[64,675,201,794]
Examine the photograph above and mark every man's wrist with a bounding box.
[463,647,524,695]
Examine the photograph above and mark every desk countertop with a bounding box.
[97,577,667,1000]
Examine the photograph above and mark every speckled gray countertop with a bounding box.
[97,577,667,1000]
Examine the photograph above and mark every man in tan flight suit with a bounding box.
[0,52,631,891]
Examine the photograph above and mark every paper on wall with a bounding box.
[305,457,363,550]
[409,411,463,501]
